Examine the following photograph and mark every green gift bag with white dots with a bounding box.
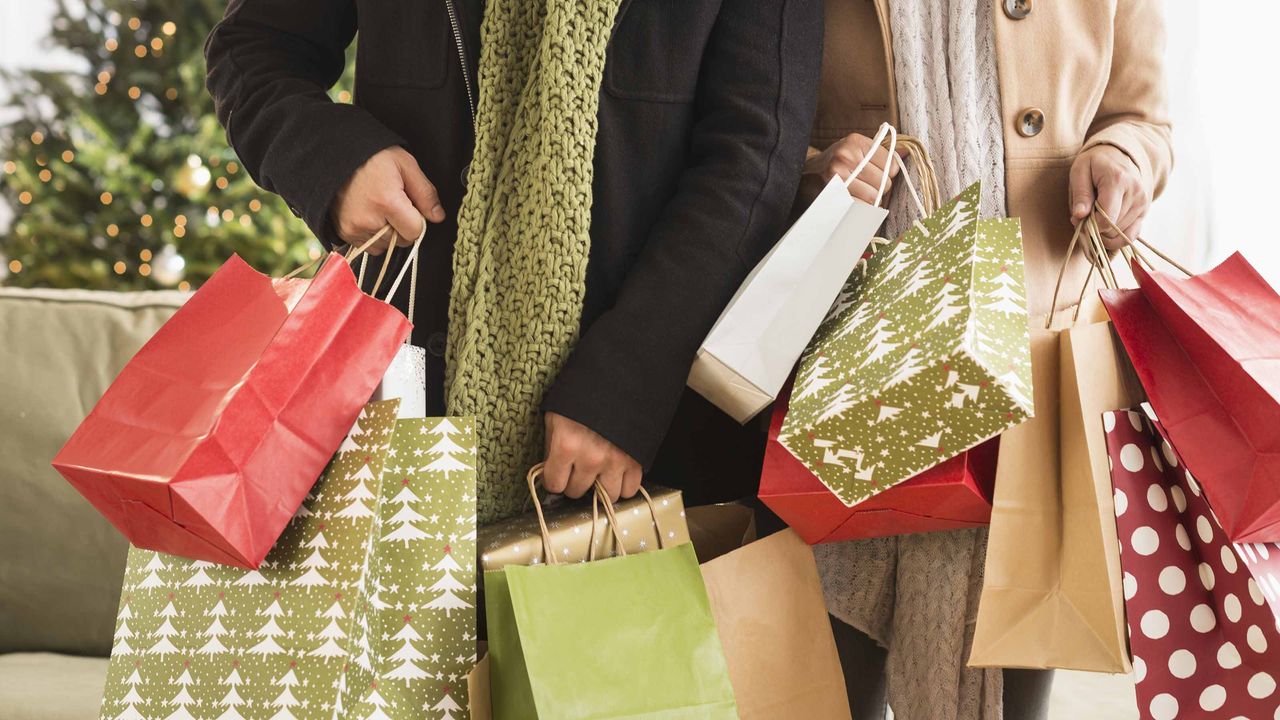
[97,400,480,720]
[778,182,1034,508]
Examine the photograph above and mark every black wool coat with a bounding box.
[205,0,823,504]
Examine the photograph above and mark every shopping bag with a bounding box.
[97,400,480,720]
[760,383,997,543]
[700,529,851,719]
[1107,405,1280,719]
[476,481,692,639]
[471,528,843,720]
[688,124,894,422]
[485,468,737,719]
[53,234,412,568]
[478,485,691,571]
[972,219,1138,672]
[1102,253,1280,542]
[779,182,1033,508]
[684,502,757,562]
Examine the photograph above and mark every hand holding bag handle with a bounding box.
[845,129,937,280]
[283,218,427,325]
[1044,205,1193,329]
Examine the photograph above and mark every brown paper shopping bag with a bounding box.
[701,529,851,719]
[971,221,1142,671]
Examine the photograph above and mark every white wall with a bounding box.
[1144,3,1280,284]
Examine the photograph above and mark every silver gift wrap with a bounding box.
[371,342,427,419]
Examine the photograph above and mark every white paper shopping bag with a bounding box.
[688,124,894,422]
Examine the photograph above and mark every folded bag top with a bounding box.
[485,466,738,719]
[52,225,420,568]
[1096,208,1280,543]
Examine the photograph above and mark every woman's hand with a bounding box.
[801,132,901,206]
[541,412,642,503]
[331,146,447,254]
[1069,145,1149,250]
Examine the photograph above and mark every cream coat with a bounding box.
[808,0,1173,316]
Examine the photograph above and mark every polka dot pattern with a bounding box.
[1106,408,1280,719]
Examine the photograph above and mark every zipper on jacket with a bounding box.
[444,0,476,126]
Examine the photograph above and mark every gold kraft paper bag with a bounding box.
[971,298,1139,672]
[701,529,851,720]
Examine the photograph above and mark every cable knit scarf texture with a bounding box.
[446,0,622,524]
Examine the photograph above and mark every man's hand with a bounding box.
[801,132,901,206]
[331,146,447,254]
[542,412,642,503]
[1069,145,1149,250]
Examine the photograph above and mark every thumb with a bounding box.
[1068,155,1095,224]
[397,154,446,224]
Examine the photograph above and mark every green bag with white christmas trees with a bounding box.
[98,399,480,720]
[778,182,1034,507]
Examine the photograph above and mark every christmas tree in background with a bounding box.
[0,0,354,289]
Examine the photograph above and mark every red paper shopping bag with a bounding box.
[1107,405,1280,719]
[52,253,410,568]
[760,386,997,544]
[1103,258,1280,542]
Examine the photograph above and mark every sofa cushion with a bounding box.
[0,652,109,720]
[0,288,184,655]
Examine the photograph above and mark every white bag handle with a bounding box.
[843,122,897,208]
[842,122,930,220]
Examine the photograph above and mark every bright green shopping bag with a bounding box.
[485,468,738,719]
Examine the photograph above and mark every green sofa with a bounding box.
[0,287,185,719]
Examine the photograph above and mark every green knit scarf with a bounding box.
[446,0,622,524]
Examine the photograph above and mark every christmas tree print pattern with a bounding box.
[781,182,1034,507]
[337,417,478,719]
[99,402,480,719]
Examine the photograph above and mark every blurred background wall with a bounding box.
[0,1,1275,287]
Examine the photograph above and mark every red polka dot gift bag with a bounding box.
[1107,405,1280,719]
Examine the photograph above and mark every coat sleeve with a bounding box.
[205,0,406,248]
[541,0,823,468]
[1080,0,1174,198]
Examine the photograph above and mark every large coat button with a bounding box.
[427,332,448,357]
[1003,0,1031,20]
[1017,108,1045,137]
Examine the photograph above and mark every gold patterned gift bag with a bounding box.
[478,485,691,571]
[97,400,480,720]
